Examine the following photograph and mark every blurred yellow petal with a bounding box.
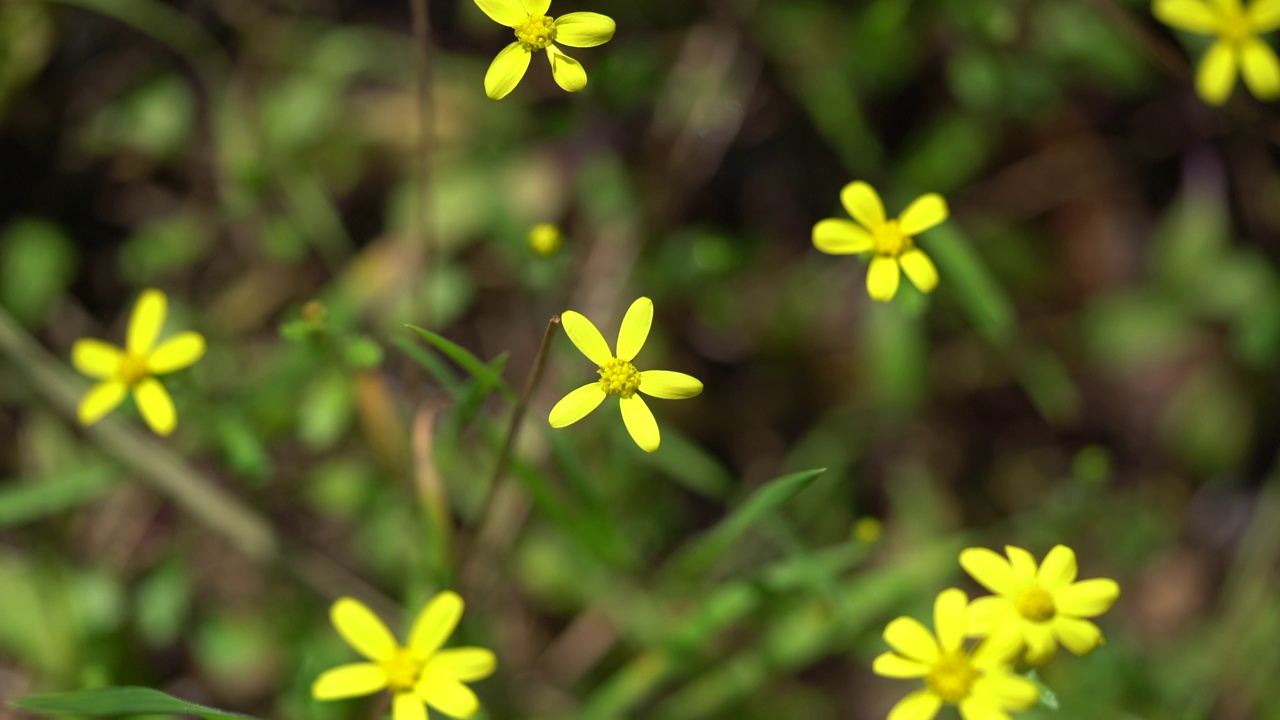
[1022,621,1057,665]
[485,43,532,100]
[1240,37,1280,100]
[934,589,968,653]
[147,332,206,375]
[332,597,399,662]
[1004,546,1038,585]
[393,693,427,720]
[523,0,550,15]
[560,310,613,365]
[899,249,939,294]
[638,370,703,399]
[553,12,616,47]
[898,193,949,236]
[473,0,525,26]
[409,591,463,658]
[872,652,930,678]
[547,44,587,92]
[1153,0,1219,32]
[1052,616,1104,655]
[1196,40,1239,106]
[812,219,873,255]
[1250,0,1280,32]
[72,339,123,378]
[1054,578,1120,617]
[427,648,497,682]
[1036,545,1078,592]
[960,548,1018,595]
[966,596,1016,636]
[311,663,388,700]
[883,617,939,663]
[127,289,167,355]
[840,181,885,228]
[887,689,942,720]
[955,699,1009,720]
[549,383,606,427]
[619,394,660,451]
[615,296,653,361]
[970,672,1039,710]
[971,625,1024,669]
[417,674,481,718]
[78,381,127,426]
[133,378,176,436]
[866,255,900,302]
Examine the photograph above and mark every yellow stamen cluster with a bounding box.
[515,15,557,51]
[598,358,641,398]
[1015,587,1056,622]
[872,219,910,257]
[381,647,425,693]
[925,653,980,703]
[116,353,150,386]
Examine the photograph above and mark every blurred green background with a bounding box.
[2,0,1280,717]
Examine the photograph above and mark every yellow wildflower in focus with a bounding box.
[873,588,1038,720]
[475,0,616,99]
[312,592,496,720]
[549,297,702,452]
[960,545,1120,666]
[812,181,948,302]
[71,288,205,436]
[1153,0,1280,105]
[528,223,562,256]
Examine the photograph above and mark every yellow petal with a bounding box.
[409,591,464,658]
[1054,578,1120,617]
[547,44,587,92]
[426,648,497,682]
[615,296,653,361]
[866,255,900,302]
[959,548,1017,595]
[971,625,1024,669]
[898,193,949,236]
[559,310,613,365]
[1240,37,1280,100]
[78,381,127,426]
[1250,0,1280,32]
[1036,545,1077,592]
[485,42,532,100]
[311,663,388,700]
[548,383,607,427]
[72,339,124,379]
[553,12,616,47]
[1196,40,1239,106]
[871,652,930,679]
[1052,616,1104,656]
[147,332,206,375]
[954,699,1010,720]
[882,617,939,664]
[1022,621,1057,665]
[417,674,481,718]
[331,597,399,662]
[133,378,176,436]
[812,219,873,255]
[887,689,942,720]
[966,596,1016,637]
[969,672,1039,710]
[1004,545,1038,585]
[1152,0,1219,32]
[638,370,703,399]
[393,693,427,720]
[934,588,968,653]
[619,394,660,451]
[839,181,886,228]
[522,0,551,15]
[127,289,167,355]
[899,249,939,294]
[472,0,525,26]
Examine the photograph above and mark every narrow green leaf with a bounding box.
[405,325,517,401]
[925,223,1015,344]
[12,687,260,719]
[0,465,117,528]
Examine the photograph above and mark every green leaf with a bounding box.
[0,218,76,327]
[11,687,261,719]
[0,465,117,528]
[925,223,1015,344]
[405,325,517,401]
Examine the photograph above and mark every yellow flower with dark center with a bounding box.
[1154,0,1280,105]
[71,288,205,436]
[548,297,702,452]
[312,592,496,720]
[960,545,1121,666]
[873,589,1039,720]
[528,223,562,256]
[474,0,616,99]
[812,181,948,302]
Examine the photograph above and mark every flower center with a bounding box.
[515,15,557,51]
[925,652,979,704]
[598,358,641,398]
[380,648,424,693]
[1216,3,1253,42]
[116,352,149,386]
[1015,587,1056,622]
[871,219,911,257]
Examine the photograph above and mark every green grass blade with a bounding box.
[405,325,517,401]
[11,687,260,719]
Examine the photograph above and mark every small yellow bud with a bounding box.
[853,517,882,544]
[528,224,563,256]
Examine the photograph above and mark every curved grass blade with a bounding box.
[12,687,260,719]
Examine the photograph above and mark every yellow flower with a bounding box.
[548,296,702,452]
[528,223,562,256]
[475,0,616,99]
[812,181,947,303]
[71,288,205,436]
[853,516,883,544]
[960,545,1121,666]
[1153,0,1280,105]
[312,593,496,720]
[873,588,1038,720]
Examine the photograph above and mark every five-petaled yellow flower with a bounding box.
[312,593,496,720]
[873,588,1038,720]
[549,296,702,453]
[475,0,616,99]
[812,181,948,303]
[1154,0,1280,105]
[72,288,205,436]
[961,545,1120,666]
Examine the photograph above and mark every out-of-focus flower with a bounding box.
[960,545,1121,665]
[812,181,948,302]
[312,592,496,720]
[72,288,205,436]
[853,517,883,544]
[1153,0,1280,105]
[528,223,562,256]
[474,0,616,99]
[548,297,701,452]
